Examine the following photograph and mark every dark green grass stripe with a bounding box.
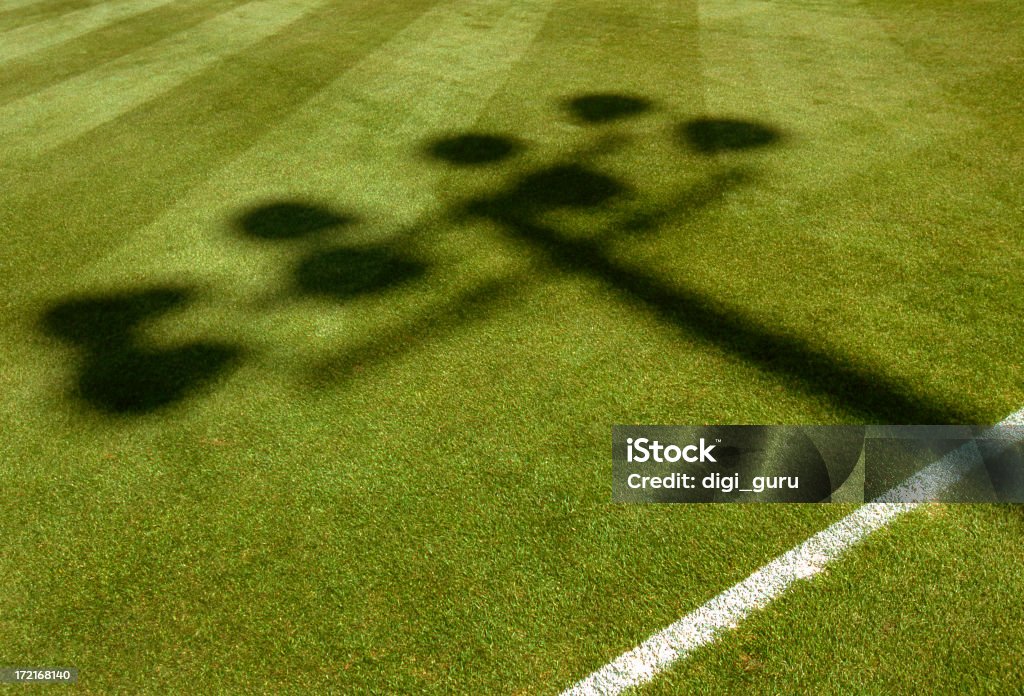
[0,0,183,64]
[0,0,98,33]
[0,0,250,105]
[0,0,440,303]
[4,0,341,158]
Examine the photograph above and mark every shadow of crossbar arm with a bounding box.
[469,198,967,424]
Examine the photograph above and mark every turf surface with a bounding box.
[1,0,1021,692]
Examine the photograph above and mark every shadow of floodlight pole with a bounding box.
[460,183,965,424]
[246,95,969,427]
[313,103,967,424]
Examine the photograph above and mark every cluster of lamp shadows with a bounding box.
[41,92,966,429]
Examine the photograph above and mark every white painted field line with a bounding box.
[562,409,1024,696]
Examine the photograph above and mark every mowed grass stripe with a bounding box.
[0,0,437,304]
[1,0,553,412]
[697,0,973,186]
[0,0,77,30]
[0,0,180,63]
[0,0,440,438]
[1,0,48,10]
[686,0,976,291]
[65,0,557,286]
[0,0,249,106]
[0,0,51,14]
[0,2,1019,692]
[702,2,1021,401]
[262,0,557,225]
[1,0,334,160]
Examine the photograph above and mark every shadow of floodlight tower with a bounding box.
[417,98,963,425]
[306,96,784,396]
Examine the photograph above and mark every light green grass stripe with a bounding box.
[0,0,49,11]
[0,0,248,106]
[695,0,976,251]
[1,0,555,417]
[0,0,58,11]
[698,0,973,170]
[0,0,332,160]
[0,0,441,312]
[0,0,181,63]
[221,0,557,228]
[71,0,555,289]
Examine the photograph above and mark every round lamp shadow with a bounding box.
[235,202,350,241]
[294,245,427,300]
[565,93,653,124]
[424,133,523,166]
[680,118,782,154]
[513,164,626,209]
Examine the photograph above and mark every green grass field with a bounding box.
[1,0,1022,692]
